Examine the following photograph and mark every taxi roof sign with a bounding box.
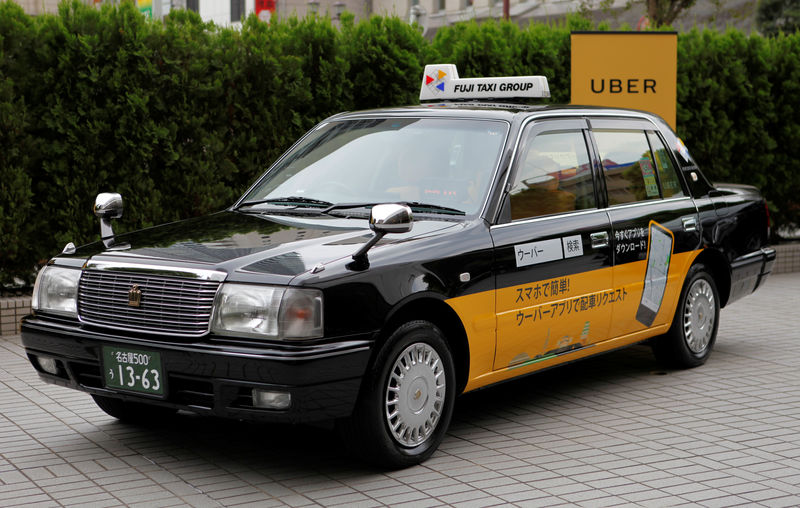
[419,64,550,102]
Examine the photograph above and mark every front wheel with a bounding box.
[652,263,720,368]
[339,321,456,469]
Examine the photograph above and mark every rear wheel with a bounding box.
[652,263,720,368]
[340,320,456,469]
[92,394,176,423]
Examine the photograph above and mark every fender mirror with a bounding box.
[94,193,123,241]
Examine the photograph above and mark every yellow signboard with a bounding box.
[570,32,677,129]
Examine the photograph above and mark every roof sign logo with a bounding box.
[419,64,550,102]
[424,68,449,94]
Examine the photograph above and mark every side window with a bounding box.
[594,129,660,205]
[646,131,685,198]
[509,130,596,220]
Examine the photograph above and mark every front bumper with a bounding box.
[21,317,374,424]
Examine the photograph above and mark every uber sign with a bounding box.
[570,32,677,129]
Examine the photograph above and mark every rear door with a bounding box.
[589,118,702,339]
[490,118,614,371]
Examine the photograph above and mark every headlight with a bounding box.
[211,284,323,340]
[32,265,82,317]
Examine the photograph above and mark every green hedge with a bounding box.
[1,0,799,284]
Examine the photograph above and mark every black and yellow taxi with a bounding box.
[22,65,775,468]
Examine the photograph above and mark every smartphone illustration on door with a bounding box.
[636,221,674,327]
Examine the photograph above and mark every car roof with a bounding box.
[328,103,661,124]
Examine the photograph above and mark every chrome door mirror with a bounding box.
[369,203,413,234]
[94,193,123,240]
[351,204,413,264]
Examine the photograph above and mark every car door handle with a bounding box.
[590,232,609,249]
[682,216,698,232]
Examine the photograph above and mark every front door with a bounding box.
[491,119,614,371]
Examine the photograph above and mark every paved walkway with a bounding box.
[1,273,799,507]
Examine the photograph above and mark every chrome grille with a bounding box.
[78,270,220,336]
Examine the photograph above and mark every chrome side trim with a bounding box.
[491,197,692,230]
[491,208,607,230]
[606,196,693,211]
[83,260,227,282]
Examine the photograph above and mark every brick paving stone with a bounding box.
[559,488,617,503]
[464,476,517,490]
[207,486,263,501]
[438,489,492,504]
[3,494,58,507]
[390,499,442,508]
[760,495,800,508]
[451,496,506,508]
[370,489,429,505]
[739,488,792,503]
[179,493,225,507]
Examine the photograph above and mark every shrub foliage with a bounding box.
[1,1,799,283]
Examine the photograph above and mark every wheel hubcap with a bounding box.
[385,342,446,448]
[683,279,715,353]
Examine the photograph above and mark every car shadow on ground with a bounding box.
[97,344,664,473]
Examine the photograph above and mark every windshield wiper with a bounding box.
[238,198,464,217]
[404,202,465,216]
[237,196,333,210]
[320,202,379,214]
[321,201,465,217]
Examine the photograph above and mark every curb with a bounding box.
[1,297,31,337]
[773,242,800,274]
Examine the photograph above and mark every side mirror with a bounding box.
[351,204,413,263]
[94,193,123,219]
[94,193,123,240]
[370,203,413,234]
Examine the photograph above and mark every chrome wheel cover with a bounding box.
[385,342,446,448]
[683,278,715,354]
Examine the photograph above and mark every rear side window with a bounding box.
[646,131,685,198]
[509,130,596,220]
[594,129,660,205]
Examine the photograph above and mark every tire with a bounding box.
[92,394,176,423]
[652,263,720,368]
[339,320,456,469]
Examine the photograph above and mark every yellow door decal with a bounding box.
[446,248,702,393]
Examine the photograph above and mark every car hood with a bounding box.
[64,211,461,282]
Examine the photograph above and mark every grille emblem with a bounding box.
[128,284,142,307]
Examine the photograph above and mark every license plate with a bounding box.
[102,346,165,396]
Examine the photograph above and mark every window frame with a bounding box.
[644,129,688,199]
[588,117,688,208]
[499,118,601,224]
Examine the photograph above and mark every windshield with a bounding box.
[240,117,509,216]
